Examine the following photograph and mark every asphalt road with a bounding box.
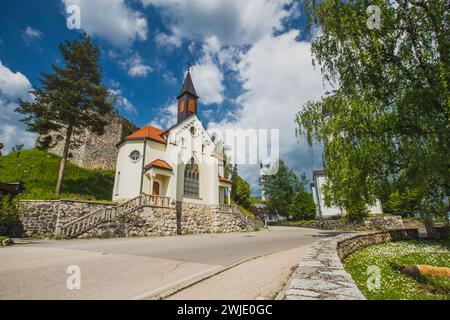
[0,227,338,299]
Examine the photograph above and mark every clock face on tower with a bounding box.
[179,100,185,112]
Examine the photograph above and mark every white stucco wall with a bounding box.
[112,140,146,201]
[314,175,343,217]
[312,174,383,217]
[113,115,222,205]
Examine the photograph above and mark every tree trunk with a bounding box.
[55,124,73,195]
[422,211,434,238]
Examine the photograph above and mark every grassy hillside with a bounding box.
[0,149,114,201]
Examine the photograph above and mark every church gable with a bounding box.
[166,114,215,153]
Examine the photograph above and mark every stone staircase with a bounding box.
[219,203,265,229]
[57,195,262,239]
[57,194,171,238]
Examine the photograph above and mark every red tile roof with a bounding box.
[218,175,232,184]
[145,159,173,171]
[127,125,166,144]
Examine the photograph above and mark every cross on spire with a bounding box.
[185,61,193,73]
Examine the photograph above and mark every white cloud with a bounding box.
[109,89,138,115]
[191,57,224,105]
[22,26,43,42]
[119,52,152,77]
[142,0,295,47]
[208,31,326,193]
[0,61,32,98]
[0,62,36,153]
[149,100,177,129]
[155,32,182,49]
[128,64,152,78]
[62,0,148,46]
[162,71,177,85]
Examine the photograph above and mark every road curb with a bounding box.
[137,250,285,300]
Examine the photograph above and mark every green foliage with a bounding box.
[234,177,251,209]
[0,149,114,200]
[15,34,113,194]
[230,165,251,209]
[260,160,307,216]
[120,120,137,140]
[289,189,317,220]
[249,197,262,204]
[384,188,421,215]
[344,240,450,300]
[0,196,22,237]
[16,34,112,149]
[297,1,449,224]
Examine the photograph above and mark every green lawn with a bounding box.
[0,149,115,201]
[344,240,450,300]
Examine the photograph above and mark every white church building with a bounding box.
[112,71,232,205]
[310,170,383,218]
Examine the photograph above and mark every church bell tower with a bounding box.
[177,70,199,123]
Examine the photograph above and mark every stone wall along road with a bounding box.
[285,229,419,300]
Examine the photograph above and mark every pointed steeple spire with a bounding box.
[177,70,198,99]
[177,70,199,123]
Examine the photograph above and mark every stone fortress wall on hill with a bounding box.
[44,113,137,171]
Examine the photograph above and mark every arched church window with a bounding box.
[184,157,199,198]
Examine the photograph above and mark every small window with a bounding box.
[129,150,141,161]
[202,144,205,153]
[190,126,195,136]
[188,99,195,112]
[179,100,185,112]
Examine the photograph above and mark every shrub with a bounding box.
[289,189,317,220]
[0,196,23,237]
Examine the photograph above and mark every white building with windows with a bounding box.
[310,170,383,218]
[112,71,232,205]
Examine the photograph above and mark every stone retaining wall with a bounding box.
[19,200,115,238]
[285,229,419,300]
[19,200,255,239]
[336,228,419,260]
[279,215,404,231]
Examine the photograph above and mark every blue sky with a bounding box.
[0,0,325,194]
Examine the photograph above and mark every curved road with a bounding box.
[0,227,338,299]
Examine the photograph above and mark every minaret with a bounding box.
[177,70,199,123]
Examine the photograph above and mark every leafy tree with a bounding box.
[289,188,317,220]
[229,164,251,209]
[16,34,112,194]
[260,160,306,216]
[296,1,449,226]
[234,176,251,209]
[383,188,421,216]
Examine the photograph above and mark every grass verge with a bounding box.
[343,240,450,300]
